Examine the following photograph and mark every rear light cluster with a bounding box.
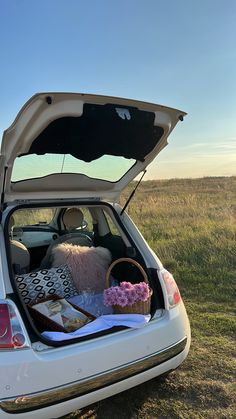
[0,299,30,350]
[161,270,181,308]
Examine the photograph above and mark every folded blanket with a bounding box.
[42,314,151,341]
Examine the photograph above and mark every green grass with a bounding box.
[63,176,236,418]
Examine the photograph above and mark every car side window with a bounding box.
[80,208,93,232]
[104,212,121,236]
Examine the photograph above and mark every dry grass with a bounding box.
[62,176,236,418]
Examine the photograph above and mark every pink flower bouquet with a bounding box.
[103,281,152,314]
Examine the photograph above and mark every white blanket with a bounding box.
[42,314,151,341]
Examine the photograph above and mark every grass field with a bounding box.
[64,176,236,419]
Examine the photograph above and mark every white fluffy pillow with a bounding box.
[52,244,112,293]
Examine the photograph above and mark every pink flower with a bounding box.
[126,295,136,306]
[104,287,117,306]
[139,290,150,302]
[116,294,128,307]
[120,281,133,290]
[134,282,149,295]
[116,289,125,299]
[103,294,112,306]
[104,282,151,307]
[124,288,138,305]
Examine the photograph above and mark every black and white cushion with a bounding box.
[15,265,78,304]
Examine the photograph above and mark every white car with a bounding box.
[0,93,190,419]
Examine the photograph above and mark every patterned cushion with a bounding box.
[15,265,78,304]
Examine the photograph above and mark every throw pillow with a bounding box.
[51,244,112,293]
[15,264,78,304]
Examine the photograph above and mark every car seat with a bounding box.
[9,216,30,274]
[40,208,93,268]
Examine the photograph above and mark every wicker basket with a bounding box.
[105,258,152,315]
[28,295,95,333]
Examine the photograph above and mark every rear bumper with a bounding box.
[0,337,187,414]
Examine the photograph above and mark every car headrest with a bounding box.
[62,208,84,230]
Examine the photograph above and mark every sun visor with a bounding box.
[25,104,164,162]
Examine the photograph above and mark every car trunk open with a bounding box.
[1,93,185,348]
[0,92,186,202]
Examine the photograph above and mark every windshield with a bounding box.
[12,154,136,182]
[12,208,56,226]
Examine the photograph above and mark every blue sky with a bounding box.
[0,0,235,179]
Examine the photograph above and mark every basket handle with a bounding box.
[105,257,148,289]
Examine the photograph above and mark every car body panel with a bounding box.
[0,302,190,417]
[0,344,189,419]
[0,338,188,415]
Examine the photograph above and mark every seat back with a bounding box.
[9,216,30,274]
[40,208,93,268]
[11,240,30,274]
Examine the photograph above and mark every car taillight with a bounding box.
[161,270,181,308]
[0,300,30,350]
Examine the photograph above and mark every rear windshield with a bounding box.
[11,104,163,183]
[12,154,136,182]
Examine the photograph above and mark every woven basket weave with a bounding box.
[105,258,152,315]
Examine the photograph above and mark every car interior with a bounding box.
[9,205,129,267]
[5,202,165,346]
[7,203,153,293]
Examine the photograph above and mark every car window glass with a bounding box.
[12,208,56,227]
[80,208,93,232]
[104,212,121,236]
[12,154,136,182]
